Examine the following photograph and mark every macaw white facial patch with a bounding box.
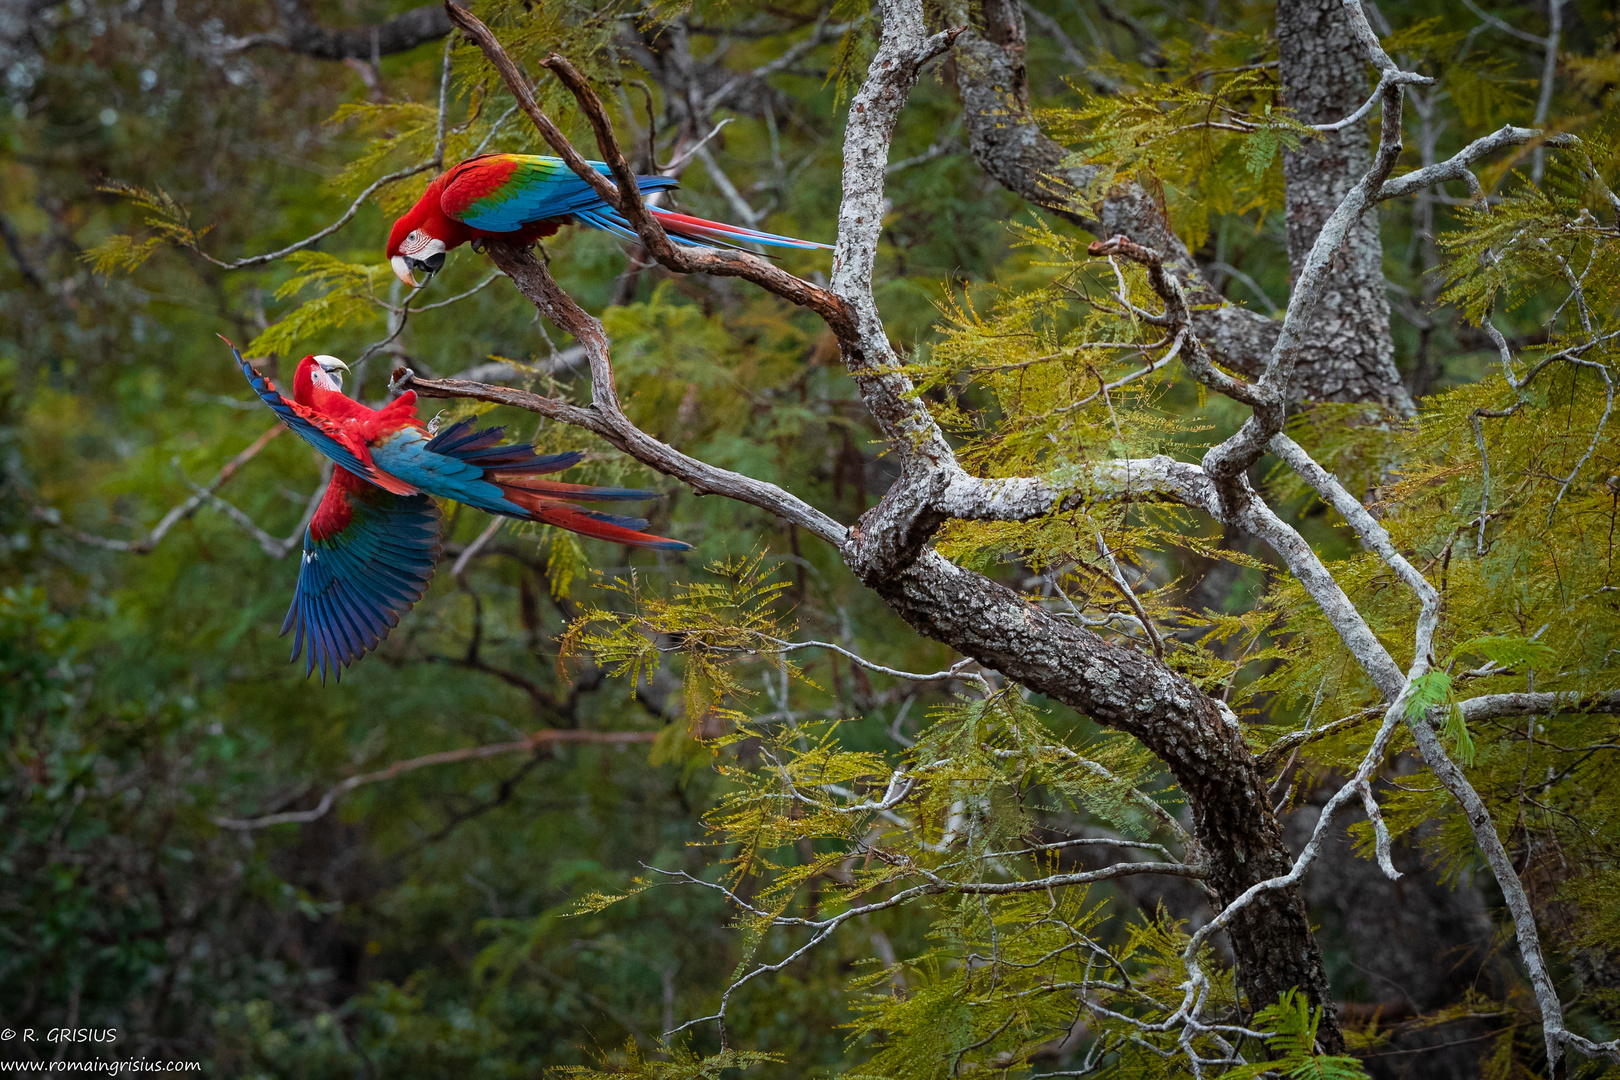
[400,229,435,257]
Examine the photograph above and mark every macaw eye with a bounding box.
[400,230,433,256]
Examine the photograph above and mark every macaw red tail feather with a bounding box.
[571,206,830,252]
[650,209,833,251]
[533,506,691,551]
[503,478,661,502]
[499,486,689,551]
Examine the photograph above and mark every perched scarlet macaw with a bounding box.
[223,339,687,680]
[387,153,830,286]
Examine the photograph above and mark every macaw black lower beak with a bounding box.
[407,253,445,276]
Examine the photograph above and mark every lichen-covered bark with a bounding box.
[953,0,1414,409]
[1276,0,1409,409]
[948,0,1282,379]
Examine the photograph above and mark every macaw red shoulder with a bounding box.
[296,401,418,497]
[305,384,376,421]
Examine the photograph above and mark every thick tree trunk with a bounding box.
[847,546,1344,1049]
[949,0,1284,380]
[1276,0,1410,409]
[953,0,1414,409]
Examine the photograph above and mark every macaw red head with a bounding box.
[387,176,468,287]
[292,354,350,405]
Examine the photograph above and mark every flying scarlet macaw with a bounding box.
[223,339,687,680]
[387,153,830,286]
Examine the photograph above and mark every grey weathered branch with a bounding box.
[1256,707,1382,770]
[404,245,844,547]
[1377,126,1580,203]
[1458,690,1620,722]
[1273,415,1620,1068]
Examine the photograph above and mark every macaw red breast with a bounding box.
[309,464,366,540]
[293,361,427,445]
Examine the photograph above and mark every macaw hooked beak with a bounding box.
[391,243,447,289]
[391,255,418,288]
[315,355,350,374]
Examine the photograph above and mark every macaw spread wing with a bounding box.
[284,469,441,682]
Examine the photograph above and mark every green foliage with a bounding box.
[1404,670,1472,765]
[560,551,800,725]
[1040,43,1310,248]
[246,250,387,357]
[82,182,210,273]
[1226,992,1369,1080]
[554,1039,782,1079]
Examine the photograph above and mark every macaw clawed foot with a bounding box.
[388,366,416,394]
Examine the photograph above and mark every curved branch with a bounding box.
[444,4,861,337]
[214,728,656,830]
[1377,126,1579,203]
[201,161,435,270]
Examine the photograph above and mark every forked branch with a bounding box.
[444,2,860,337]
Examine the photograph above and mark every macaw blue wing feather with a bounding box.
[283,471,441,683]
[443,155,678,233]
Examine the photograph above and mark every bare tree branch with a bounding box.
[1458,690,1620,722]
[1378,127,1579,203]
[199,161,435,270]
[30,423,287,555]
[215,728,657,830]
[223,0,456,61]
[404,247,846,547]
